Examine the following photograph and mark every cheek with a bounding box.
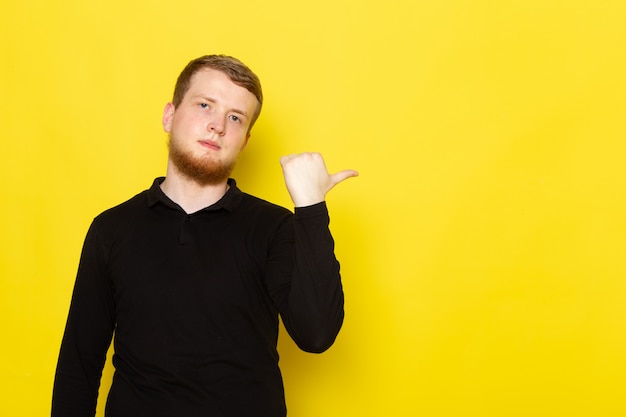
[173,115,202,134]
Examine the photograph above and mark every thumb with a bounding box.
[329,169,359,188]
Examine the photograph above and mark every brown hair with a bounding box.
[172,55,263,130]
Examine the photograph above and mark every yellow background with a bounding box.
[2,0,626,415]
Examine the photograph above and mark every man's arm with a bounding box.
[274,153,357,352]
[52,221,115,417]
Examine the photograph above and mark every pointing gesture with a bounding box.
[280,152,358,207]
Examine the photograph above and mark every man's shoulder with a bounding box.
[80,189,151,247]
[92,190,149,227]
[238,191,292,218]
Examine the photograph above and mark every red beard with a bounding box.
[167,134,237,185]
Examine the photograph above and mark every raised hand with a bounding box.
[279,152,358,207]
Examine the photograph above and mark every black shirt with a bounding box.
[52,178,344,417]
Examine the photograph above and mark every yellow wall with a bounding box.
[2,1,626,415]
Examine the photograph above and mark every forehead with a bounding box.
[185,68,258,110]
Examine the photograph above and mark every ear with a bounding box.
[240,133,251,151]
[162,102,175,133]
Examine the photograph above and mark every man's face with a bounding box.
[162,68,259,185]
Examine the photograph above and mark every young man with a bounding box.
[52,55,357,417]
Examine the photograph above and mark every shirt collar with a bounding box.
[146,177,243,213]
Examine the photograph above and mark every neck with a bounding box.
[160,165,230,214]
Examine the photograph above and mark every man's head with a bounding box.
[172,55,263,132]
[162,56,262,186]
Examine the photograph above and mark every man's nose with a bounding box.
[207,115,225,135]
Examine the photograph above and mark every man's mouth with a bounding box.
[198,140,221,151]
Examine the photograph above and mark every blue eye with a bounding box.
[229,115,240,123]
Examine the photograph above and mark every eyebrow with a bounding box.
[196,95,250,119]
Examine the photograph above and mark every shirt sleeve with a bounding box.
[267,202,345,353]
[52,220,116,417]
